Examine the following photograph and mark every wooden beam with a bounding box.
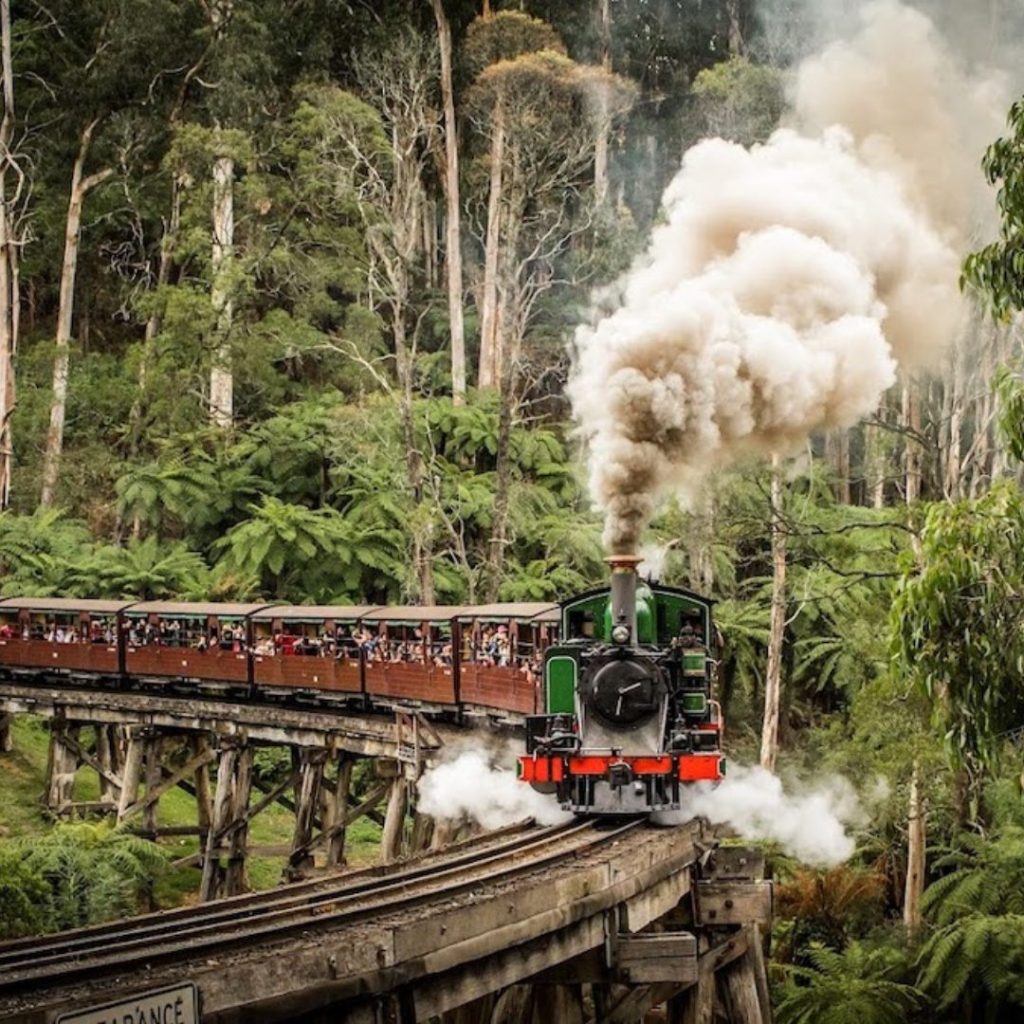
[694,881,772,928]
[288,780,390,863]
[670,976,712,1024]
[194,735,213,830]
[62,724,117,788]
[200,742,241,901]
[288,749,328,877]
[116,728,146,822]
[323,756,354,867]
[45,720,79,812]
[381,774,408,864]
[615,933,698,985]
[225,744,253,895]
[216,767,303,841]
[705,846,765,881]
[749,925,773,1024]
[55,800,116,814]
[119,745,216,820]
[589,981,681,1024]
[718,944,764,1024]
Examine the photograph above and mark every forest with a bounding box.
[2,0,1024,1020]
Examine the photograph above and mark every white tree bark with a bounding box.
[477,99,504,390]
[902,378,921,505]
[40,120,112,508]
[209,152,234,429]
[0,0,18,510]
[760,454,786,773]
[903,760,926,937]
[430,0,467,405]
[593,0,612,205]
[726,0,745,55]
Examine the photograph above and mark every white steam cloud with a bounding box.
[417,747,572,830]
[571,0,1001,553]
[665,763,866,865]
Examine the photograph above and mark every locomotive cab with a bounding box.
[519,556,725,815]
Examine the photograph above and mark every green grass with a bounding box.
[0,716,382,910]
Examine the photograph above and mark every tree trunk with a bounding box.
[593,0,612,205]
[687,489,716,594]
[40,120,112,508]
[209,151,234,429]
[903,760,925,938]
[826,429,851,504]
[478,99,505,390]
[760,454,785,773]
[485,407,512,602]
[127,172,183,458]
[0,0,17,511]
[726,0,745,55]
[431,0,466,405]
[902,379,921,504]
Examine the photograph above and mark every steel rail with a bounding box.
[0,819,537,964]
[0,819,642,993]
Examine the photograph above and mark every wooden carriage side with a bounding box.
[122,601,273,684]
[0,597,131,675]
[250,605,376,694]
[359,606,467,706]
[457,603,559,716]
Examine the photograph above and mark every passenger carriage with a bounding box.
[456,603,558,717]
[121,601,270,689]
[250,605,370,696]
[360,606,464,708]
[0,597,128,677]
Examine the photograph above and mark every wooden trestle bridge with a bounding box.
[0,679,773,1024]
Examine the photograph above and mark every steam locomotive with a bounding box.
[519,555,725,814]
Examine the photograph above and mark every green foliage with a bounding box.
[692,56,785,145]
[215,495,388,600]
[69,538,212,601]
[892,482,1024,772]
[0,847,50,939]
[462,12,565,76]
[995,361,1024,462]
[16,821,168,932]
[962,97,1024,319]
[918,827,1024,1011]
[777,941,922,1024]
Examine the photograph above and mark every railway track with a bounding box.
[0,817,643,996]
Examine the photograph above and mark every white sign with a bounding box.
[55,983,199,1024]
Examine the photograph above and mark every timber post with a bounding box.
[224,742,253,896]
[322,753,353,868]
[142,732,162,835]
[95,724,119,803]
[287,746,328,879]
[380,761,409,864]
[44,715,79,815]
[199,735,253,902]
[116,726,147,822]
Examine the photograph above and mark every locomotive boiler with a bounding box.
[518,555,725,814]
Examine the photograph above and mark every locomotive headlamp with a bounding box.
[611,624,631,645]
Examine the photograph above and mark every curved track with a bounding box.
[0,818,642,995]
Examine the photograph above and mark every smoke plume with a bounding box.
[417,746,572,830]
[571,0,999,553]
[658,763,866,865]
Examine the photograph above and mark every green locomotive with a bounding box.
[519,555,725,814]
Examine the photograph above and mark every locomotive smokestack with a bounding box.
[606,554,642,644]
